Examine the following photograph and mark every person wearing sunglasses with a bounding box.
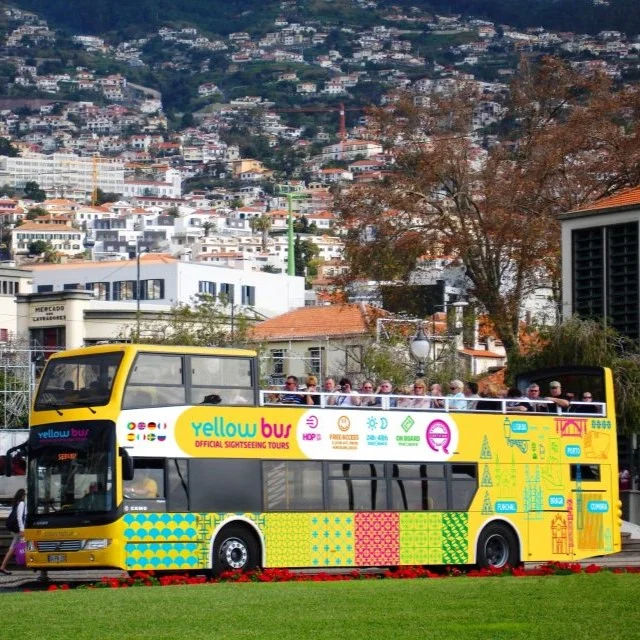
[448,379,466,410]
[359,380,376,406]
[574,391,597,414]
[279,375,305,405]
[404,379,431,409]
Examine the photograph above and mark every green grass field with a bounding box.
[3,573,639,640]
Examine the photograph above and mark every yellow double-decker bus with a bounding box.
[8,343,621,572]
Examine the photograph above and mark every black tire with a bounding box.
[476,522,519,569]
[212,525,260,574]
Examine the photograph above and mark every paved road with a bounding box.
[0,568,126,592]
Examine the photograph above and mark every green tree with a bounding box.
[95,188,119,205]
[28,240,50,255]
[123,294,253,347]
[0,138,19,157]
[23,181,46,202]
[250,215,272,251]
[26,207,47,220]
[509,316,640,433]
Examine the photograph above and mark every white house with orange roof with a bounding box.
[251,303,386,383]
[305,210,336,230]
[11,222,85,257]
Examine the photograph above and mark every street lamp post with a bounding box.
[409,322,430,378]
[282,190,309,277]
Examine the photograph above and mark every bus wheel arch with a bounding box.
[475,520,520,569]
[211,522,262,574]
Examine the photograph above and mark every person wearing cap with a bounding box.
[545,380,570,411]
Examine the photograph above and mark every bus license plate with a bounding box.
[48,554,66,563]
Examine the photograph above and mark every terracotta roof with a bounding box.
[13,222,78,232]
[569,185,640,215]
[459,348,505,359]
[30,254,177,270]
[251,303,386,341]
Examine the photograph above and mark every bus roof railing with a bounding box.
[258,390,606,416]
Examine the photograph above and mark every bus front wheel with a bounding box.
[212,526,260,574]
[476,523,519,569]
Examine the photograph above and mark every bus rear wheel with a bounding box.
[212,525,260,574]
[476,523,519,569]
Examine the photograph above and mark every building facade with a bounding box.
[0,152,125,198]
[29,255,305,319]
[559,186,640,340]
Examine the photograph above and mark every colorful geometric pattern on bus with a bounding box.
[399,513,440,564]
[309,514,354,567]
[125,542,201,570]
[354,512,399,565]
[441,512,468,563]
[123,511,265,571]
[264,513,312,567]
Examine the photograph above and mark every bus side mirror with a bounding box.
[119,447,135,481]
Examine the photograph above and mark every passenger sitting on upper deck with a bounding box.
[448,379,467,410]
[520,383,549,412]
[359,380,376,406]
[279,375,305,405]
[544,380,571,412]
[572,391,598,414]
[323,377,339,406]
[464,381,479,410]
[373,379,397,407]
[304,375,320,406]
[335,378,361,407]
[402,379,430,409]
[505,387,528,413]
[429,383,444,409]
[475,384,502,411]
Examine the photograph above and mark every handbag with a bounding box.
[14,539,26,566]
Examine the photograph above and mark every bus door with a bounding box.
[571,463,614,557]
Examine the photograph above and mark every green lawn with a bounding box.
[3,574,640,640]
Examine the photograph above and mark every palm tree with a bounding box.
[250,215,272,252]
[202,221,214,238]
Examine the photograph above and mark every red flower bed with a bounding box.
[24,562,640,592]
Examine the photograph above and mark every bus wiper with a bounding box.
[87,406,96,414]
[47,403,63,416]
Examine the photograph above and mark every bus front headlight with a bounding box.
[83,539,111,550]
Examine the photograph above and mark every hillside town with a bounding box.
[0,0,639,384]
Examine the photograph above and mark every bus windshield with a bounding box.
[28,421,115,516]
[34,352,123,411]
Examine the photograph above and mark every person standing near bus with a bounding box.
[0,488,25,575]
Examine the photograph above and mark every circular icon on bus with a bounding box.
[127,422,136,431]
[426,419,451,454]
[337,416,350,432]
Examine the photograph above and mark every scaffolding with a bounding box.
[0,342,62,429]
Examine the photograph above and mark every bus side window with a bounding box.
[124,459,165,501]
[123,354,186,409]
[190,356,253,406]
